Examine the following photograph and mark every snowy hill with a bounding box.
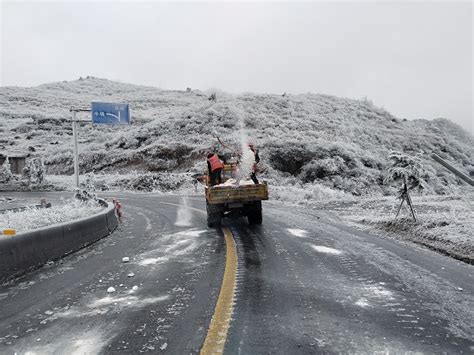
[1,76,473,195]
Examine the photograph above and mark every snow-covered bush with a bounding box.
[23,158,46,187]
[44,152,73,174]
[125,172,189,192]
[301,157,346,182]
[268,142,314,175]
[83,173,96,191]
[0,158,13,183]
[270,180,350,205]
[73,189,107,207]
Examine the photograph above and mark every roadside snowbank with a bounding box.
[323,194,474,263]
[0,199,104,233]
[265,176,352,204]
[264,185,473,263]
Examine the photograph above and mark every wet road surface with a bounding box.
[0,192,472,354]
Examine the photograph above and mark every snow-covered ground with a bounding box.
[319,193,474,263]
[257,181,473,262]
[1,77,473,196]
[0,198,104,233]
[1,77,473,261]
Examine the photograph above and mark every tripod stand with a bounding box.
[395,177,417,222]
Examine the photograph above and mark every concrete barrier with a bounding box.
[0,202,117,283]
[106,206,119,232]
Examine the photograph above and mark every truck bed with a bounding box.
[206,182,269,205]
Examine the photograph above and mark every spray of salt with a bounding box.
[175,196,192,227]
[234,108,256,183]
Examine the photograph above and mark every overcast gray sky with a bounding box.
[1,1,472,133]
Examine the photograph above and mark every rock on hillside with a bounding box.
[1,77,472,195]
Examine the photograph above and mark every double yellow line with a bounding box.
[201,227,238,354]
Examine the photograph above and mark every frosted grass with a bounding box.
[0,199,104,233]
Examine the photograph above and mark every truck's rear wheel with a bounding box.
[247,201,262,225]
[206,201,223,227]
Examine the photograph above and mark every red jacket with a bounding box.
[207,154,224,172]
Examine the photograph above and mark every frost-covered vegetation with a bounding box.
[0,156,55,191]
[0,158,13,184]
[0,197,104,233]
[384,152,427,194]
[1,76,473,196]
[328,194,474,263]
[1,78,472,260]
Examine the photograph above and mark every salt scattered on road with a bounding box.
[365,285,395,300]
[355,298,370,308]
[287,228,308,238]
[310,244,343,255]
[138,257,168,266]
[178,229,206,238]
[15,327,109,355]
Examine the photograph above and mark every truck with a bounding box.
[205,162,269,227]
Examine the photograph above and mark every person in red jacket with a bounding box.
[207,152,225,186]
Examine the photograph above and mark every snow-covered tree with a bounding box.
[0,157,13,183]
[23,158,46,187]
[83,173,96,192]
[384,151,426,194]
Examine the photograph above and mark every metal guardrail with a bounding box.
[431,154,474,186]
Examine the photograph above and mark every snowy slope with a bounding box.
[1,77,473,195]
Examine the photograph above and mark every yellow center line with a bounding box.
[201,227,238,355]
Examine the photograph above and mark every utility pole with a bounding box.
[70,108,91,188]
[72,111,79,187]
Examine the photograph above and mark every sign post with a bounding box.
[72,111,79,187]
[69,103,130,188]
[70,108,91,188]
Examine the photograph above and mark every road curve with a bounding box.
[0,191,472,354]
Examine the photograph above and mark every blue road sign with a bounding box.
[91,102,130,124]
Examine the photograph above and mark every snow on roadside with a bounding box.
[273,188,472,263]
[0,199,104,233]
[268,177,351,205]
[46,171,193,193]
[323,193,474,263]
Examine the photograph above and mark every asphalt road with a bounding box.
[0,192,473,354]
